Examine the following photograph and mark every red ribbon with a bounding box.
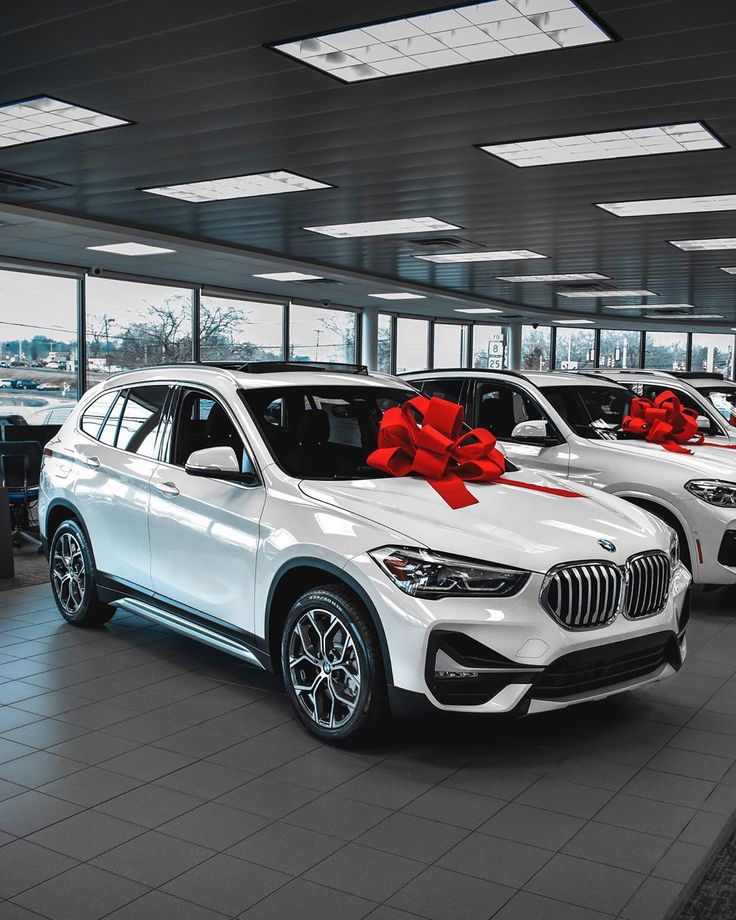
[623,390,736,453]
[367,395,583,509]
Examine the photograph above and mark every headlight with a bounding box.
[685,479,736,507]
[668,527,679,567]
[369,546,530,598]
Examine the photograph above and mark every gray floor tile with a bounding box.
[28,810,144,860]
[0,708,44,733]
[0,902,50,920]
[304,842,424,901]
[620,876,684,920]
[55,702,134,730]
[0,751,86,788]
[267,748,373,792]
[159,801,269,850]
[1,720,88,749]
[0,840,77,899]
[103,712,191,743]
[595,793,696,838]
[162,853,289,916]
[284,793,392,840]
[653,840,709,883]
[104,890,229,920]
[646,746,732,782]
[388,866,513,920]
[438,832,552,887]
[38,766,142,807]
[562,821,671,873]
[156,760,254,797]
[12,864,149,920]
[678,809,734,846]
[217,775,320,818]
[621,768,715,808]
[479,803,585,851]
[238,877,375,920]
[46,732,140,765]
[525,852,646,915]
[515,777,614,819]
[95,783,204,828]
[0,790,81,835]
[0,737,35,765]
[228,821,344,874]
[492,891,615,920]
[357,812,467,863]
[334,767,431,810]
[92,830,214,886]
[402,786,506,830]
[545,755,640,792]
[153,725,237,758]
[98,744,195,781]
[701,781,736,814]
[441,765,539,801]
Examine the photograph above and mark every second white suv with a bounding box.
[40,363,689,742]
[406,369,736,587]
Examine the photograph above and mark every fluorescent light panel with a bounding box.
[305,217,459,238]
[597,194,736,217]
[558,289,656,297]
[272,1,611,84]
[648,312,724,319]
[670,238,736,251]
[555,319,594,324]
[605,303,694,310]
[368,292,426,300]
[481,123,722,167]
[498,272,608,282]
[454,307,503,314]
[86,243,175,256]
[253,271,323,281]
[721,267,736,274]
[143,171,331,202]
[0,96,128,148]
[417,249,546,263]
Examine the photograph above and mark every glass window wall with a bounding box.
[289,304,357,363]
[199,296,283,363]
[598,329,641,368]
[472,324,505,369]
[554,327,595,370]
[644,331,687,370]
[377,313,392,373]
[395,317,429,373]
[433,323,468,369]
[691,333,734,378]
[521,325,551,371]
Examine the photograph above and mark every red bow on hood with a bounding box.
[622,390,699,453]
[367,394,582,508]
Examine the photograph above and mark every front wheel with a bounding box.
[49,520,115,627]
[281,584,388,744]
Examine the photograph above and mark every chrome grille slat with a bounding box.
[541,552,671,630]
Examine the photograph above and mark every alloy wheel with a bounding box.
[52,532,86,615]
[288,608,362,729]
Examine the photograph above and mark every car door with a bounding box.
[148,386,265,634]
[469,378,571,476]
[72,384,170,588]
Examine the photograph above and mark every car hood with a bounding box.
[593,437,736,476]
[299,470,668,574]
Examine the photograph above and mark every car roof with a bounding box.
[98,364,412,393]
[403,368,628,389]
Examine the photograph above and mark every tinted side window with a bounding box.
[419,378,465,404]
[116,386,169,457]
[99,392,126,445]
[476,382,546,439]
[80,390,118,439]
[172,390,246,469]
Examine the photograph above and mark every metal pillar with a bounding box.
[361,307,378,371]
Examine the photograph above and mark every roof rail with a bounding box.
[400,368,531,380]
[239,361,369,375]
[670,371,725,380]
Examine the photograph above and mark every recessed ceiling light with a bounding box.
[253,271,324,281]
[453,307,503,314]
[417,249,546,263]
[0,96,129,148]
[304,217,460,238]
[604,303,694,310]
[143,171,332,202]
[721,267,736,274]
[497,272,608,282]
[555,319,595,324]
[368,292,426,300]
[648,312,724,319]
[596,194,736,217]
[271,2,612,84]
[670,238,736,251]
[558,289,656,297]
[480,122,723,167]
[86,243,175,256]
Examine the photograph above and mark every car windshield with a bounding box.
[241,384,418,479]
[698,385,736,426]
[543,385,631,440]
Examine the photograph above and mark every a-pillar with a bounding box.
[507,321,522,370]
[361,306,378,371]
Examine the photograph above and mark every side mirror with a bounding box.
[185,446,255,483]
[696,415,711,432]
[511,419,549,442]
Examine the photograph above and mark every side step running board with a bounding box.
[112,597,265,669]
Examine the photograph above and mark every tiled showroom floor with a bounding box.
[0,584,735,920]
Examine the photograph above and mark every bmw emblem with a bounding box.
[598,539,617,553]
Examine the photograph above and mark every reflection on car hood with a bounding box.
[596,437,736,474]
[299,470,668,574]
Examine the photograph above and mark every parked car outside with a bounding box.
[0,379,13,389]
[405,369,736,587]
[37,382,62,391]
[40,363,689,741]
[12,379,39,390]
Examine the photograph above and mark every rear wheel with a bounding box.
[281,584,388,744]
[49,520,114,627]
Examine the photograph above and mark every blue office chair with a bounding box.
[0,441,42,549]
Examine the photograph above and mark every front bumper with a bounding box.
[346,554,691,714]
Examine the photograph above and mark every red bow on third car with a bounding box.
[622,389,700,454]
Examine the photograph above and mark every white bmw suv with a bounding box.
[40,362,690,742]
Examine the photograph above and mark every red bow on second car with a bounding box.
[367,394,582,509]
[622,390,701,454]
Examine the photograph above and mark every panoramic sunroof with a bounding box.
[271,1,612,83]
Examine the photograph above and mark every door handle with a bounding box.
[84,456,100,469]
[155,480,180,497]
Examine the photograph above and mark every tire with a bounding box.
[281,583,388,744]
[49,519,115,627]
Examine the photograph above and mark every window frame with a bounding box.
[469,377,563,444]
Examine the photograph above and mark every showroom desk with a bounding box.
[0,487,13,578]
